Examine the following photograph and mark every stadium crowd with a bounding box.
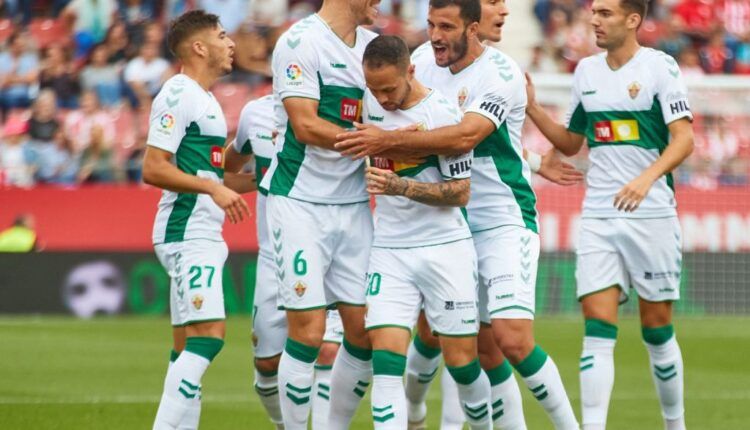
[0,0,748,188]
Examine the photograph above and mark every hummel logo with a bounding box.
[582,90,597,96]
[330,62,347,69]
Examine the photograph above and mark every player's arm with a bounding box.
[523,148,584,186]
[614,118,693,212]
[337,112,495,158]
[366,166,470,207]
[524,73,585,157]
[222,143,257,194]
[283,97,346,151]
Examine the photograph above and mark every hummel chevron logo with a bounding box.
[520,236,531,245]
[521,261,531,270]
[275,256,284,267]
[668,68,679,78]
[166,98,179,108]
[531,383,548,401]
[274,242,282,253]
[580,355,594,372]
[464,402,489,420]
[276,269,286,281]
[654,364,677,381]
[372,404,395,423]
[287,38,301,49]
[273,229,282,240]
[492,398,505,421]
[285,383,311,405]
[169,86,183,96]
[178,379,200,399]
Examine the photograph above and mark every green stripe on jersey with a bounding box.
[255,155,271,196]
[269,73,364,196]
[165,122,226,243]
[584,97,669,151]
[474,123,538,233]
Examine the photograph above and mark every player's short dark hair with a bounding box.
[620,0,649,21]
[363,35,410,72]
[429,0,481,26]
[167,10,220,56]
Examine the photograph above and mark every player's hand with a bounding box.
[525,72,537,110]
[614,173,656,212]
[335,122,395,159]
[210,184,251,223]
[538,149,584,186]
[366,166,408,196]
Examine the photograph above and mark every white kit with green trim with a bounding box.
[566,47,693,219]
[362,88,473,248]
[261,13,378,204]
[147,74,227,244]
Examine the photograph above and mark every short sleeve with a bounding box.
[438,152,473,180]
[655,54,693,125]
[272,30,320,101]
[464,82,513,130]
[565,65,587,135]
[232,103,254,155]
[146,83,192,153]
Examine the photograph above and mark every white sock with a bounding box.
[327,340,372,430]
[643,325,685,430]
[405,336,442,422]
[312,364,332,430]
[580,336,616,428]
[440,365,464,430]
[515,346,579,430]
[448,359,492,430]
[163,351,203,430]
[278,339,319,430]
[153,351,211,430]
[372,374,407,429]
[486,360,526,430]
[255,369,283,426]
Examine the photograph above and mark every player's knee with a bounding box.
[255,355,281,374]
[495,331,534,363]
[317,342,340,366]
[441,339,478,368]
[185,336,224,362]
[417,330,440,350]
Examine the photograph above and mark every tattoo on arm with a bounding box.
[402,177,470,207]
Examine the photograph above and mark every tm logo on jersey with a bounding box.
[210,146,223,167]
[594,120,640,142]
[371,157,418,173]
[340,98,362,122]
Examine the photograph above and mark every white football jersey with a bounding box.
[148,74,227,244]
[232,95,276,259]
[261,14,377,204]
[566,47,693,218]
[363,89,473,248]
[412,43,538,234]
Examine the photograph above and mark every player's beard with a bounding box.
[435,29,469,68]
[209,49,233,76]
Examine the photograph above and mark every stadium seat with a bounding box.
[0,19,14,44]
[28,18,70,49]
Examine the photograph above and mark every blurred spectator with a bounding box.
[102,21,133,64]
[718,156,749,185]
[525,45,560,73]
[62,90,113,154]
[62,0,118,56]
[231,23,272,86]
[141,21,170,59]
[123,42,171,107]
[80,44,123,107]
[700,30,735,73]
[27,89,59,146]
[0,32,39,119]
[39,43,80,108]
[657,15,692,60]
[672,0,719,42]
[678,46,706,77]
[35,131,79,184]
[250,0,289,27]
[720,0,750,45]
[198,0,250,34]
[0,214,38,252]
[733,30,750,74]
[77,124,118,183]
[0,115,33,187]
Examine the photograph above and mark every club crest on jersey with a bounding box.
[458,87,469,108]
[340,98,362,122]
[210,146,223,167]
[628,81,642,99]
[192,294,204,310]
[294,281,307,297]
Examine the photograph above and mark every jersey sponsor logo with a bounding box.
[628,81,642,99]
[669,100,690,115]
[593,120,640,142]
[458,87,469,108]
[210,146,223,167]
[444,300,474,310]
[340,98,362,122]
[370,157,419,173]
[478,95,506,121]
[447,158,472,176]
[644,271,680,280]
[285,63,303,87]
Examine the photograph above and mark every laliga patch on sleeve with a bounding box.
[285,63,304,87]
[155,113,176,136]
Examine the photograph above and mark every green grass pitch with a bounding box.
[1,316,747,429]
